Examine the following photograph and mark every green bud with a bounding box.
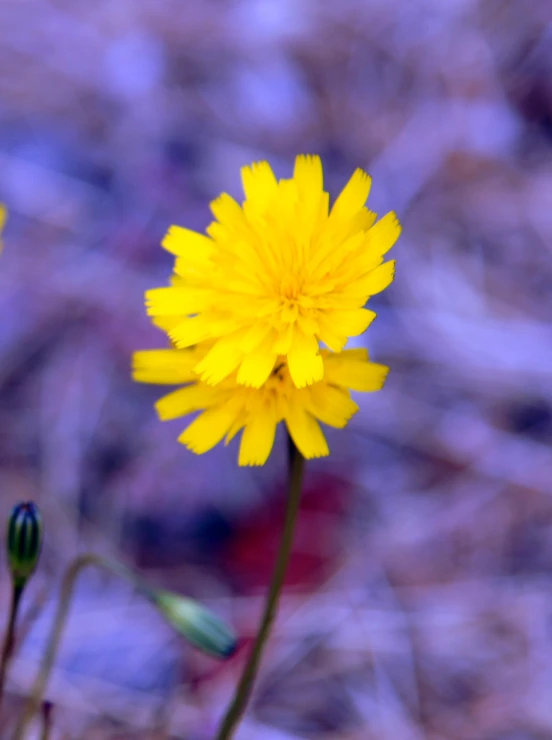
[7,502,43,587]
[153,590,237,660]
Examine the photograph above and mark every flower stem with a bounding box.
[0,583,24,711]
[40,701,53,740]
[215,439,305,740]
[13,554,151,739]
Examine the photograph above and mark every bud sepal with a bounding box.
[7,502,43,588]
[152,590,237,660]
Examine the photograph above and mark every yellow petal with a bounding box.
[146,287,209,316]
[151,315,182,332]
[241,161,278,212]
[236,343,276,388]
[361,260,396,297]
[272,323,295,355]
[296,313,319,336]
[132,349,196,384]
[316,313,348,352]
[274,178,298,226]
[321,308,376,339]
[206,316,241,337]
[309,230,364,280]
[162,226,214,260]
[285,405,329,459]
[240,323,273,354]
[287,332,324,389]
[179,398,242,454]
[338,264,381,297]
[336,348,369,362]
[155,384,219,421]
[347,206,377,234]
[225,412,247,445]
[210,193,247,234]
[331,169,372,221]
[195,335,244,385]
[369,211,401,258]
[337,213,399,281]
[325,359,389,392]
[306,384,359,428]
[293,155,323,196]
[169,317,211,348]
[238,409,278,466]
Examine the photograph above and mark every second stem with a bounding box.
[0,584,23,710]
[215,438,305,740]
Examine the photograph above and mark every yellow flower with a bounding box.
[133,344,388,466]
[146,155,400,390]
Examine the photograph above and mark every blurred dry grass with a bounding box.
[1,0,552,737]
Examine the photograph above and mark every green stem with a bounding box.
[0,583,24,711]
[13,554,152,739]
[215,440,305,740]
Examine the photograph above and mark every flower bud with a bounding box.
[153,590,237,659]
[7,502,43,587]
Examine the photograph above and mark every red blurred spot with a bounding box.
[222,472,352,592]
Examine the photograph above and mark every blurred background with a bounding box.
[1,0,552,737]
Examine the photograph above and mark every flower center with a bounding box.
[280,278,299,300]
[277,273,307,323]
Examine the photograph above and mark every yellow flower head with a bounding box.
[133,345,388,466]
[146,155,400,390]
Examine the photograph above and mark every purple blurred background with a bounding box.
[1,0,552,737]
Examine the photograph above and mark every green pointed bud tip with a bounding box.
[7,501,43,587]
[154,590,237,660]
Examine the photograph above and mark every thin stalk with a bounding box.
[13,554,151,739]
[215,439,305,740]
[40,701,53,740]
[0,583,24,710]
